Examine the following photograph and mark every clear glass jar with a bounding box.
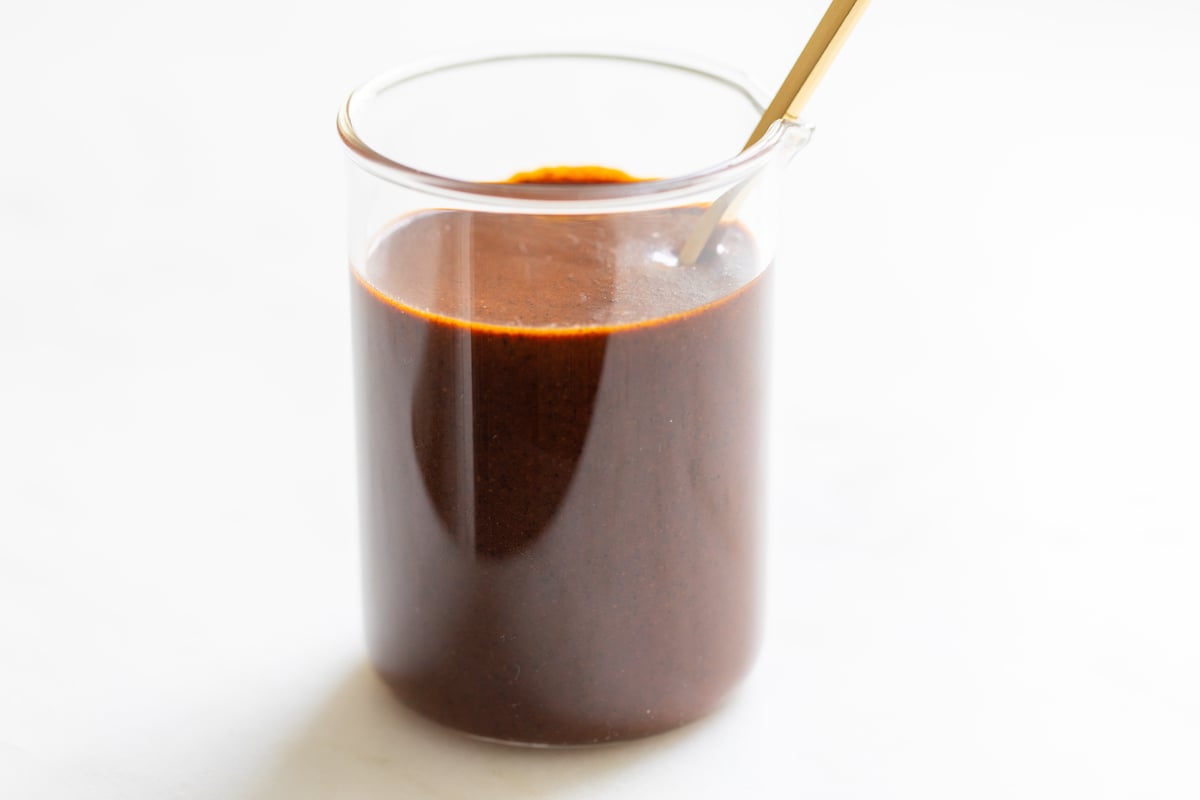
[338,46,811,746]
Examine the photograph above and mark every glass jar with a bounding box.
[338,46,811,746]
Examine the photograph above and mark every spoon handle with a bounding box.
[744,0,873,150]
[679,0,871,265]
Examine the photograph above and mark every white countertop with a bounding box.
[3,1,1199,797]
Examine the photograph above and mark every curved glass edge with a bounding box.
[337,46,814,212]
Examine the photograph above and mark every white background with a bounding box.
[3,1,1199,798]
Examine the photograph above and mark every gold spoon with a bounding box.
[679,0,872,265]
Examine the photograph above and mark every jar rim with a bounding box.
[337,45,811,210]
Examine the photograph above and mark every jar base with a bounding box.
[370,663,746,748]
